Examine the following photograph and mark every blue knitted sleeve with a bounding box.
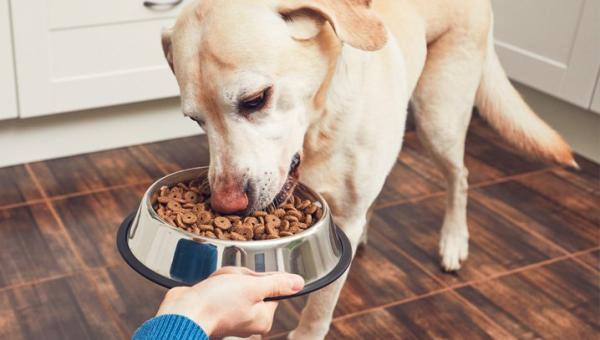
[132,314,209,340]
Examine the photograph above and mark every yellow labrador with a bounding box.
[161,0,575,338]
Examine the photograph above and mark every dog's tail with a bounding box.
[475,27,577,168]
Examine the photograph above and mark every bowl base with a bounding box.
[117,212,352,301]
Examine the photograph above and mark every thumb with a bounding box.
[254,273,305,300]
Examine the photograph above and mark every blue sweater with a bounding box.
[133,315,209,340]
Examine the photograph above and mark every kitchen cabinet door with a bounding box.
[491,0,600,109]
[0,0,17,120]
[11,0,191,117]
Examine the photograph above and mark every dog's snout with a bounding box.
[211,186,249,214]
[210,176,250,214]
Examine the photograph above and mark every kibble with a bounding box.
[152,179,322,241]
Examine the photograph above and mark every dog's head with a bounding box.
[162,0,386,214]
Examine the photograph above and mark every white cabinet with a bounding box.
[0,0,18,120]
[491,0,600,109]
[11,0,190,118]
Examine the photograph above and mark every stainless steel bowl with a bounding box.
[117,167,351,300]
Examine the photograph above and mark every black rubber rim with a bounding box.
[117,213,352,301]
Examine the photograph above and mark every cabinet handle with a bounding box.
[143,0,184,9]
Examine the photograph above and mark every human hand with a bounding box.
[155,267,305,338]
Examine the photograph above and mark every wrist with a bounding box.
[156,289,217,336]
[156,307,217,336]
[190,304,217,336]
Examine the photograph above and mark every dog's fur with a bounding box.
[162,0,576,338]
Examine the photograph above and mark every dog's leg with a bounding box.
[412,32,486,272]
[288,214,366,340]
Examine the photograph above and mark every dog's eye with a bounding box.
[239,87,271,113]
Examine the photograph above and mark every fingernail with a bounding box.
[290,275,305,291]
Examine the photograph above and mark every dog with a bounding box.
[161,0,576,338]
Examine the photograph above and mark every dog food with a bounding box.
[151,179,323,241]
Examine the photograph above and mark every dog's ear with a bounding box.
[161,27,174,73]
[278,0,387,51]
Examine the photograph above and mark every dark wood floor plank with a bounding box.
[465,118,551,177]
[28,147,163,197]
[377,133,445,206]
[267,239,443,334]
[551,154,600,195]
[473,179,599,252]
[330,309,416,340]
[376,117,553,206]
[142,135,210,173]
[0,165,43,206]
[53,184,147,268]
[373,194,564,285]
[515,171,599,225]
[89,264,167,337]
[577,250,599,272]
[329,292,512,339]
[457,259,600,339]
[0,203,80,288]
[334,245,442,317]
[0,273,123,340]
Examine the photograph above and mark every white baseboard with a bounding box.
[513,82,600,163]
[0,97,202,167]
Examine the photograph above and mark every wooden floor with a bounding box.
[0,116,598,339]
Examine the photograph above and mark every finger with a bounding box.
[253,273,305,299]
[210,267,289,278]
[239,271,296,277]
[209,266,254,277]
[249,271,298,277]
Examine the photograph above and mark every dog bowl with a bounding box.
[117,167,352,300]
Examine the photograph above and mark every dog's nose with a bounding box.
[210,184,249,214]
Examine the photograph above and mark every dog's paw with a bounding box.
[439,231,469,272]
